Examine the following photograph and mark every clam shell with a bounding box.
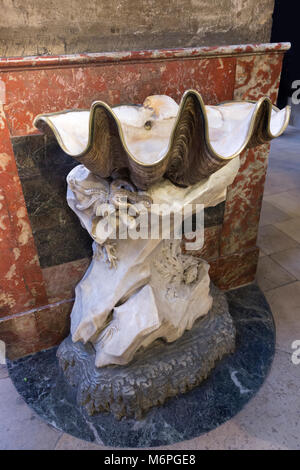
[34,90,290,190]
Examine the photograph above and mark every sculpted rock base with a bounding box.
[57,285,235,420]
[65,159,240,368]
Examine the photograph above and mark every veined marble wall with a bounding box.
[0,43,289,359]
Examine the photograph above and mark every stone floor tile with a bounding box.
[271,247,300,280]
[264,191,300,218]
[259,248,267,257]
[265,281,300,353]
[0,377,62,450]
[227,350,300,450]
[289,187,300,198]
[257,225,298,256]
[153,421,286,450]
[256,256,296,291]
[263,173,300,196]
[55,433,106,450]
[259,200,291,227]
[274,217,300,244]
[0,365,8,379]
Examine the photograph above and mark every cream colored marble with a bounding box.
[67,157,239,367]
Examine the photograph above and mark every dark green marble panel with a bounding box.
[204,201,225,228]
[12,134,92,268]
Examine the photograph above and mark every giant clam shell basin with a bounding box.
[34,90,290,189]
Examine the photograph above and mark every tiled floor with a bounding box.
[0,123,299,450]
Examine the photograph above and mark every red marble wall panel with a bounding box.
[220,51,284,257]
[182,225,221,262]
[234,53,284,103]
[209,247,259,291]
[0,310,38,358]
[0,299,73,359]
[0,56,236,137]
[0,106,47,317]
[220,144,270,256]
[42,258,90,303]
[35,300,72,351]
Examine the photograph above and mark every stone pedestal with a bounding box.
[61,159,240,369]
[57,285,235,419]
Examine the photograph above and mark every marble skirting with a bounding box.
[7,283,275,448]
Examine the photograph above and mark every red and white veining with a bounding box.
[0,105,47,317]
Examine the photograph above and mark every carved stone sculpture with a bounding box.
[62,158,239,367]
[34,91,289,417]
